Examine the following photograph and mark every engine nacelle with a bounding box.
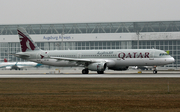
[108,66,129,71]
[5,66,11,70]
[88,63,107,71]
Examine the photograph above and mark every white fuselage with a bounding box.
[18,49,175,68]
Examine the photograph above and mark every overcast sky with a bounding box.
[0,0,180,24]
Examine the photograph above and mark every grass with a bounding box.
[0,78,180,112]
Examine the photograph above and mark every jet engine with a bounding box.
[108,66,129,71]
[88,63,107,71]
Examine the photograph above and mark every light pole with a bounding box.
[61,34,64,50]
[136,30,139,49]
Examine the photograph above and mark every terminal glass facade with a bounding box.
[0,21,180,35]
[1,21,180,69]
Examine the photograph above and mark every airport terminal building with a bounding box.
[0,21,180,69]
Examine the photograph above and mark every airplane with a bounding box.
[11,27,175,74]
[0,58,42,70]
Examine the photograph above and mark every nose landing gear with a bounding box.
[153,66,157,74]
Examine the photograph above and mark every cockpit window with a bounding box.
[159,53,168,56]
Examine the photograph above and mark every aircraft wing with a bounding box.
[50,57,98,63]
[5,66,12,69]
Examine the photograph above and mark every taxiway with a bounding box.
[0,69,180,78]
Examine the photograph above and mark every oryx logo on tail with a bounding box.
[18,30,35,52]
[17,27,40,52]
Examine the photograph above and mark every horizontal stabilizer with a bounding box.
[8,53,29,58]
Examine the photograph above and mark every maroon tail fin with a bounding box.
[4,58,7,62]
[17,27,40,52]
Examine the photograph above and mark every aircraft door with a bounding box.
[149,51,154,60]
[77,53,81,58]
[36,53,43,64]
[36,53,40,59]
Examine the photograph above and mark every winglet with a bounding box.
[166,50,170,55]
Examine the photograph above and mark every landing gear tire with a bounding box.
[97,71,104,74]
[82,69,89,74]
[153,66,157,74]
[153,70,157,74]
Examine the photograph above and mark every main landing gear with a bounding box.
[82,69,89,74]
[82,69,104,74]
[97,71,104,74]
[153,66,157,74]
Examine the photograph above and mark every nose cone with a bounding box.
[168,57,175,64]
